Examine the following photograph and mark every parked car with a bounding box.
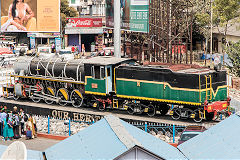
[178,126,206,145]
[97,47,114,56]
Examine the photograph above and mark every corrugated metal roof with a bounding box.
[27,149,43,160]
[178,114,240,159]
[45,115,186,160]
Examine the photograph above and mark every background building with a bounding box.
[69,0,105,17]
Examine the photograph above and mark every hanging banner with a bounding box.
[106,0,149,33]
[55,37,61,52]
[30,37,36,49]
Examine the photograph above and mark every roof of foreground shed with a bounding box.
[178,114,240,159]
[44,115,186,160]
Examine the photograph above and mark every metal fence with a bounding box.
[38,115,187,143]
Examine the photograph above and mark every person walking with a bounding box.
[3,114,14,141]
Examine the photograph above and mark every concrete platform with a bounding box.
[0,97,217,127]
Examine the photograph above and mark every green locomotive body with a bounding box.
[3,56,230,122]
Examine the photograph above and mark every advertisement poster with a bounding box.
[1,0,60,32]
[55,37,61,52]
[106,0,149,33]
[30,37,35,49]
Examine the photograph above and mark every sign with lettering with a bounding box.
[106,0,149,33]
[51,110,103,122]
[66,18,103,28]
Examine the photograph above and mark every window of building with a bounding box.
[71,0,76,4]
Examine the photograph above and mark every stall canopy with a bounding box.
[45,115,186,160]
[178,114,240,159]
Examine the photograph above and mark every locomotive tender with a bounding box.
[3,55,230,122]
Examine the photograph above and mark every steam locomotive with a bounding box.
[2,54,230,122]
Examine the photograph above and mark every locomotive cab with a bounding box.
[84,56,135,95]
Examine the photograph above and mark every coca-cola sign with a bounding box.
[66,18,102,28]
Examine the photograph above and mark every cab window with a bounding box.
[91,66,105,79]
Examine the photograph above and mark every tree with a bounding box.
[192,0,211,53]
[193,0,240,53]
[60,0,78,31]
[226,41,240,76]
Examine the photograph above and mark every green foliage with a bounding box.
[60,0,78,29]
[213,0,240,28]
[226,41,240,77]
[193,0,240,41]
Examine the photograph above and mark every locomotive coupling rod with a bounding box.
[32,93,60,102]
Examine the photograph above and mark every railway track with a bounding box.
[0,97,218,128]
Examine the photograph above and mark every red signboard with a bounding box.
[66,18,102,28]
[172,45,186,54]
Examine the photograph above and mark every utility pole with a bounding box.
[114,0,121,58]
[210,0,213,64]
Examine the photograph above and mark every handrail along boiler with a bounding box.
[2,55,230,122]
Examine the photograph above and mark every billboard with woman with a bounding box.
[1,0,60,32]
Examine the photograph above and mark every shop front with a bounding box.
[65,17,103,53]
[27,33,61,51]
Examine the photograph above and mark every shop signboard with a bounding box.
[27,33,60,38]
[65,28,103,34]
[55,37,61,52]
[106,0,149,33]
[66,18,103,28]
[1,0,60,32]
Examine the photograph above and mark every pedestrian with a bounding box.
[12,112,20,139]
[32,116,37,138]
[19,108,26,135]
[13,106,18,114]
[82,44,85,56]
[51,43,55,53]
[2,106,8,113]
[0,110,2,136]
[3,114,14,141]
[71,45,75,53]
[26,115,35,139]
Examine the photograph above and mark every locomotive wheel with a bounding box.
[44,87,55,105]
[57,88,69,106]
[171,108,181,120]
[127,104,135,115]
[193,109,203,123]
[31,84,44,103]
[147,104,156,117]
[13,94,20,100]
[205,112,214,121]
[71,90,83,108]
[31,96,41,103]
[159,104,169,115]
[98,102,105,111]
